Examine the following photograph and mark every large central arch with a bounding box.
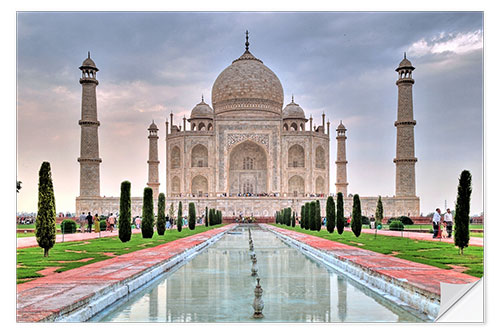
[228,140,268,195]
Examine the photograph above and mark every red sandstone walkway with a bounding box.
[265,224,479,298]
[358,228,484,247]
[16,229,143,249]
[17,225,233,322]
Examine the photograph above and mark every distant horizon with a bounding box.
[16,12,483,215]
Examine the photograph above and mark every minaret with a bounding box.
[147,120,160,199]
[335,121,348,196]
[394,53,417,197]
[78,52,102,197]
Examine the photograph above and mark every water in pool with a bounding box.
[92,226,424,322]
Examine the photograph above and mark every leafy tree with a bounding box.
[141,187,155,238]
[454,170,472,254]
[35,162,56,257]
[336,192,345,235]
[308,201,316,231]
[188,202,196,230]
[292,210,296,227]
[118,181,132,242]
[351,194,362,237]
[375,196,384,222]
[157,193,166,235]
[304,202,310,230]
[315,200,321,231]
[177,201,183,232]
[205,206,209,227]
[326,196,336,233]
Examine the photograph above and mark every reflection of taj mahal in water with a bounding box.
[75,33,420,218]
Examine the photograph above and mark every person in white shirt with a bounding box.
[432,208,442,239]
[443,208,453,238]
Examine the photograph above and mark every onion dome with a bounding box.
[396,52,415,71]
[336,120,346,131]
[190,96,214,119]
[282,96,306,119]
[211,31,284,116]
[148,120,158,131]
[80,51,98,70]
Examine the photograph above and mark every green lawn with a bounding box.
[273,224,483,278]
[16,224,36,229]
[17,225,223,284]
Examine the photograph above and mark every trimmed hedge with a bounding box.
[399,216,414,225]
[389,220,404,231]
[60,219,77,234]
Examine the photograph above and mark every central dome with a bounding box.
[211,49,284,117]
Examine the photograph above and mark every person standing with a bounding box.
[432,208,441,239]
[94,213,100,233]
[86,212,93,233]
[108,213,116,232]
[444,208,453,238]
[79,212,87,233]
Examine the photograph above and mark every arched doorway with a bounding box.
[229,140,268,195]
[288,175,305,197]
[191,175,208,196]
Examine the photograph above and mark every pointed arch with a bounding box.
[288,144,305,168]
[171,146,181,169]
[315,146,326,169]
[171,176,180,195]
[288,175,305,197]
[191,144,208,167]
[191,175,208,196]
[315,176,325,194]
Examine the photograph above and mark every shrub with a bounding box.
[336,192,345,235]
[389,220,404,231]
[188,202,196,230]
[375,221,382,229]
[455,170,472,254]
[205,207,209,227]
[177,202,183,232]
[35,161,56,257]
[60,219,77,234]
[141,187,154,238]
[361,216,370,225]
[304,203,310,230]
[326,196,335,233]
[119,181,132,242]
[99,219,107,230]
[351,194,362,237]
[399,216,414,225]
[284,207,291,226]
[157,193,166,235]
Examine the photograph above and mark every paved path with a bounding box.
[17,225,233,322]
[358,228,483,247]
[17,229,143,249]
[265,225,479,298]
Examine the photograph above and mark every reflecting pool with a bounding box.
[92,226,424,322]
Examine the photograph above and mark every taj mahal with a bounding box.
[75,32,420,218]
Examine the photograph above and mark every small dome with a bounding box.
[337,121,346,130]
[397,53,414,70]
[148,121,158,131]
[282,98,305,119]
[82,57,96,68]
[190,98,214,119]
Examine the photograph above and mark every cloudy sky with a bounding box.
[16,11,483,215]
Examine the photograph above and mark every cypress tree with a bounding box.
[292,211,296,227]
[219,210,223,224]
[205,206,208,227]
[284,207,291,226]
[141,187,154,238]
[326,196,336,233]
[304,203,310,230]
[309,201,316,231]
[177,201,183,232]
[300,205,305,229]
[351,194,362,237]
[454,170,472,254]
[375,196,384,223]
[315,200,321,231]
[188,202,196,230]
[157,193,166,235]
[336,192,345,235]
[118,181,132,242]
[36,161,56,257]
[209,208,214,226]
